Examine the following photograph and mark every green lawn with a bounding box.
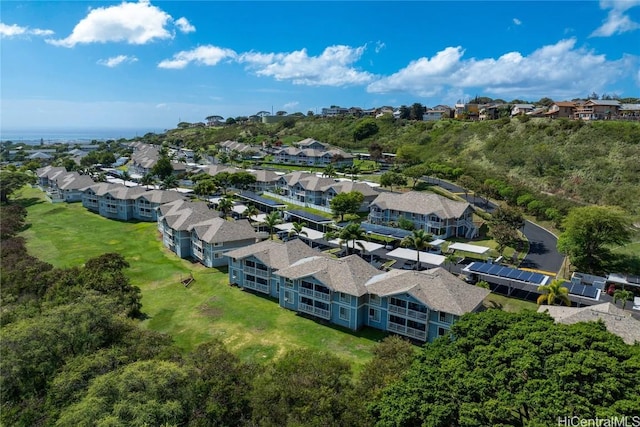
[18,187,386,370]
[482,293,538,313]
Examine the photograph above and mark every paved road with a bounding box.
[424,176,564,274]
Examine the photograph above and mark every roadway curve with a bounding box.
[423,176,564,274]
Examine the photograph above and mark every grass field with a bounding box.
[18,187,386,370]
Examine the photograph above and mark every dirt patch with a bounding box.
[198,297,223,319]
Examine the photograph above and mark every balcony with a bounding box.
[298,302,330,319]
[389,304,427,321]
[299,287,330,301]
[387,321,427,341]
[244,280,270,294]
[243,266,270,278]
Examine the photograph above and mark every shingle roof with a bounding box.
[326,181,380,197]
[85,183,146,199]
[197,164,241,176]
[539,303,640,345]
[585,99,621,106]
[277,254,380,296]
[189,218,258,244]
[370,191,472,219]
[251,169,282,183]
[157,199,211,217]
[365,267,490,315]
[224,239,320,271]
[37,166,67,179]
[137,189,185,204]
[54,172,95,190]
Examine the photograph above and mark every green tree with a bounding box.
[160,174,178,190]
[243,204,260,221]
[230,171,256,190]
[0,170,35,203]
[395,145,422,166]
[120,170,131,185]
[288,221,308,239]
[613,289,634,310]
[380,171,407,191]
[151,155,174,180]
[250,349,353,427]
[217,197,234,219]
[140,173,156,189]
[322,163,337,178]
[338,222,366,255]
[536,279,571,306]
[372,310,640,426]
[557,206,631,273]
[410,102,425,120]
[401,229,432,270]
[211,171,232,195]
[264,211,282,240]
[330,191,364,221]
[402,164,427,189]
[488,223,520,255]
[193,178,216,199]
[353,119,379,142]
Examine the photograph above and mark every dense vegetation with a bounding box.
[155,116,640,218]
[3,199,639,426]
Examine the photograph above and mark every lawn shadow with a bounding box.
[16,197,44,208]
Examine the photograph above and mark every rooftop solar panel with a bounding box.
[476,263,493,273]
[358,222,413,239]
[518,271,534,282]
[583,286,599,299]
[287,209,333,224]
[238,191,286,207]
[507,269,521,279]
[530,273,546,285]
[488,264,503,275]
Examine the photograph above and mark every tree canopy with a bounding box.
[330,191,364,221]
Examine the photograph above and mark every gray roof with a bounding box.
[620,103,640,111]
[84,182,147,200]
[36,166,66,178]
[189,218,258,244]
[219,140,257,153]
[157,199,211,217]
[325,180,380,198]
[366,268,489,315]
[196,164,241,177]
[251,169,281,183]
[131,145,160,169]
[54,172,95,190]
[136,189,185,204]
[296,138,328,148]
[277,254,380,296]
[370,191,472,219]
[585,99,621,106]
[539,303,640,345]
[28,152,53,160]
[224,239,320,271]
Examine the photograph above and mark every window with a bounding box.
[438,327,447,336]
[439,312,447,323]
[339,306,349,321]
[245,260,255,268]
[285,278,294,288]
[369,308,380,322]
[214,252,222,259]
[284,290,292,303]
[339,292,351,304]
[214,242,223,247]
[369,294,381,305]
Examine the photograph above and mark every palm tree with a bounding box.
[613,289,633,310]
[160,174,178,190]
[120,170,131,185]
[347,164,361,181]
[536,279,571,306]
[194,179,216,200]
[322,164,337,178]
[243,205,260,222]
[264,211,282,240]
[217,197,234,219]
[445,252,458,272]
[288,221,308,240]
[140,173,156,190]
[401,229,433,270]
[338,222,366,256]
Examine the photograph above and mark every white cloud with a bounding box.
[375,41,386,53]
[97,55,138,67]
[47,0,173,47]
[175,17,195,33]
[0,22,54,38]
[158,45,237,69]
[367,39,639,100]
[513,18,522,25]
[239,45,374,86]
[283,101,299,110]
[591,0,640,37]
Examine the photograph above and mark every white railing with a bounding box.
[263,191,333,213]
[244,280,270,294]
[298,302,331,319]
[387,321,427,341]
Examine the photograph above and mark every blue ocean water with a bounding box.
[0,128,165,145]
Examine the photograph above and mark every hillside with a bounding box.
[159,116,640,216]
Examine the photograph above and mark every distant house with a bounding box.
[368,191,477,239]
[510,104,535,116]
[128,143,186,176]
[248,169,282,193]
[321,106,349,117]
[36,166,67,188]
[423,109,447,121]
[49,172,95,202]
[545,101,576,119]
[618,103,640,120]
[218,140,260,159]
[226,240,489,341]
[273,138,354,167]
[574,99,620,121]
[189,217,260,267]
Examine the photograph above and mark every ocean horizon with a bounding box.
[0,127,166,145]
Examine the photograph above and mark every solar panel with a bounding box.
[287,209,333,224]
[517,271,533,282]
[583,286,599,299]
[358,222,413,239]
[476,263,493,273]
[238,191,286,208]
[488,264,503,275]
[530,273,546,285]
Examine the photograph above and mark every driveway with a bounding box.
[424,176,564,274]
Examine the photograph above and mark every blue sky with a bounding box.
[1,0,639,133]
